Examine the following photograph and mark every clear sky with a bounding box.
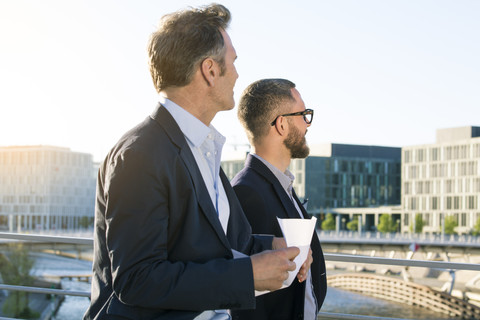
[1,0,479,162]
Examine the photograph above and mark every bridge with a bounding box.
[328,273,480,319]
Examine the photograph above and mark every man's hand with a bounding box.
[272,237,287,250]
[297,248,313,283]
[251,247,299,291]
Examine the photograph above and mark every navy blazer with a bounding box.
[230,154,327,320]
[84,105,273,320]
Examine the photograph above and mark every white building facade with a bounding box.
[0,145,96,232]
[402,127,480,234]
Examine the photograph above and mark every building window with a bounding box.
[474,144,480,157]
[468,196,477,210]
[404,182,410,195]
[430,148,439,161]
[430,164,437,178]
[409,166,417,179]
[454,196,462,210]
[445,180,453,193]
[404,150,411,163]
[410,197,417,210]
[446,196,452,210]
[416,149,425,162]
[461,213,467,227]
[431,197,439,210]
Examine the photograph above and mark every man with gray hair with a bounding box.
[84,6,299,320]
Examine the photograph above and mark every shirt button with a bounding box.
[208,134,213,140]
[206,151,212,157]
[214,151,218,155]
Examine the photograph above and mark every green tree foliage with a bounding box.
[321,213,336,231]
[444,215,458,235]
[473,218,480,236]
[0,244,38,319]
[413,213,425,233]
[377,214,398,233]
[346,216,359,231]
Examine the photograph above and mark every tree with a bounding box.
[321,213,336,231]
[377,214,398,233]
[413,213,425,233]
[472,217,480,236]
[0,244,38,319]
[346,216,359,232]
[444,215,458,235]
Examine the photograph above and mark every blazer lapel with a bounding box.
[150,104,231,250]
[292,189,311,219]
[246,154,301,219]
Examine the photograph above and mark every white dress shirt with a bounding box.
[161,97,230,233]
[161,97,231,319]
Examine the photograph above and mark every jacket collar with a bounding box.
[150,103,231,252]
[245,154,303,219]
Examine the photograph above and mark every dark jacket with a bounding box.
[84,105,273,320]
[230,154,327,320]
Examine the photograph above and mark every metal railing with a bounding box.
[318,230,480,245]
[1,232,479,320]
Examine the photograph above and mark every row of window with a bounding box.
[317,173,400,186]
[404,212,480,228]
[0,204,94,215]
[404,143,480,163]
[0,166,95,179]
[0,150,93,166]
[404,195,478,210]
[1,193,94,205]
[321,159,400,175]
[404,161,478,179]
[404,178,480,195]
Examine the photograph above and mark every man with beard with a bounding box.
[231,79,327,320]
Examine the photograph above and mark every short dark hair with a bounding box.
[238,78,296,145]
[148,3,231,92]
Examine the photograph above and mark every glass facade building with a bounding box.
[301,144,401,215]
[221,143,402,220]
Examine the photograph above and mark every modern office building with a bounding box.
[402,126,480,234]
[221,143,402,231]
[303,144,402,214]
[0,145,96,232]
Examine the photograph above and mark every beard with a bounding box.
[283,124,310,159]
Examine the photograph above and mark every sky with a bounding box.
[0,0,479,162]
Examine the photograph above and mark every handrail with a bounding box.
[0,231,93,245]
[317,230,480,246]
[0,283,90,297]
[317,312,412,320]
[324,253,480,271]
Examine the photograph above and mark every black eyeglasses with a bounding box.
[270,109,314,126]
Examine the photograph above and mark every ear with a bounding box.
[273,116,288,137]
[200,58,217,87]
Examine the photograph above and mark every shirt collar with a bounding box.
[252,154,295,194]
[160,97,224,147]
